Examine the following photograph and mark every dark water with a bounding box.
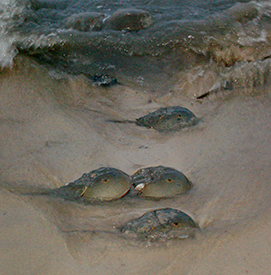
[1,0,271,90]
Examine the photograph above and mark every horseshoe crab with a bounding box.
[53,167,131,201]
[64,12,105,32]
[131,166,192,198]
[121,208,198,241]
[105,8,153,31]
[108,106,199,132]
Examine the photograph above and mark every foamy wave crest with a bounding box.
[0,0,30,68]
[0,38,18,68]
[188,2,271,67]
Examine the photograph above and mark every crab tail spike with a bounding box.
[80,186,88,197]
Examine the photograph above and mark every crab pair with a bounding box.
[54,166,192,201]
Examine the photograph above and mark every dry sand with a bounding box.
[1,55,271,274]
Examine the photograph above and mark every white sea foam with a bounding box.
[0,0,29,68]
[1,0,271,78]
[0,38,18,68]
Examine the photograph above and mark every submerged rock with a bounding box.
[105,8,153,31]
[121,208,198,241]
[52,167,131,201]
[131,166,192,198]
[64,12,105,32]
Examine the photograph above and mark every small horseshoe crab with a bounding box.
[52,167,131,201]
[121,208,198,241]
[107,106,199,132]
[131,166,192,198]
[105,8,153,31]
[64,12,105,32]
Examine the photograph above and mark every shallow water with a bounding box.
[1,0,271,91]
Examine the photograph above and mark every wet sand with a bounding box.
[1,55,271,274]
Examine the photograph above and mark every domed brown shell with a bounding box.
[64,12,105,32]
[136,106,199,132]
[121,208,198,240]
[105,8,153,31]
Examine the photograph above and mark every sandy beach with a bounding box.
[1,55,271,274]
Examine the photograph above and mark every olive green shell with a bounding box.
[131,166,192,198]
[55,167,131,201]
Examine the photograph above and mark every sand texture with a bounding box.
[1,56,271,274]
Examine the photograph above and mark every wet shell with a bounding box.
[136,106,199,132]
[105,8,153,31]
[64,12,105,32]
[131,166,192,198]
[54,167,131,201]
[121,208,198,240]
